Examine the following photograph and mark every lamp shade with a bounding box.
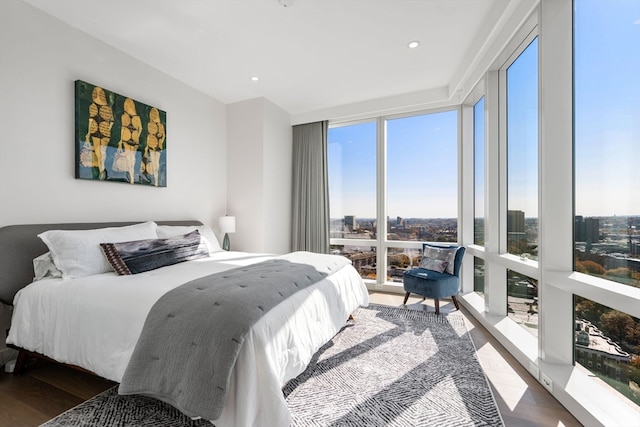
[218,216,236,233]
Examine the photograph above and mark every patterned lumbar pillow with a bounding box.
[422,244,458,275]
[418,257,449,273]
[101,230,209,275]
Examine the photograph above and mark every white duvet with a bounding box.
[7,251,369,427]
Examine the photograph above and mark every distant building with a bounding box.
[575,215,583,241]
[507,210,525,232]
[575,216,600,243]
[585,217,600,242]
[575,319,630,385]
[344,215,357,232]
[507,210,526,244]
[348,251,376,271]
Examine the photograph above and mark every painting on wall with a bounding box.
[74,80,167,187]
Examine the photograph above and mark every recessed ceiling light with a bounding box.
[407,40,420,49]
[250,76,260,82]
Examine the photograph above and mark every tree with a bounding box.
[575,260,605,275]
[575,297,606,325]
[600,310,634,344]
[389,254,410,268]
[629,323,640,354]
[606,267,631,280]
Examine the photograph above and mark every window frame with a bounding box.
[460,2,639,424]
[461,80,486,297]
[328,106,462,290]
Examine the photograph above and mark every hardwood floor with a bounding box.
[0,292,582,427]
[0,358,115,426]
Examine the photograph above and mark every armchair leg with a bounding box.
[452,295,460,311]
[434,299,440,315]
[403,292,410,305]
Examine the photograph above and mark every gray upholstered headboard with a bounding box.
[0,220,202,305]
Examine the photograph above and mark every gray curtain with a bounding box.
[291,121,330,253]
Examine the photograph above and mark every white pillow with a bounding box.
[156,225,223,254]
[38,221,158,278]
[33,252,63,281]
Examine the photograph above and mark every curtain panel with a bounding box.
[291,121,330,253]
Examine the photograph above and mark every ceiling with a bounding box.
[24,0,514,116]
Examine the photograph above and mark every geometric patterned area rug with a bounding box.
[284,304,504,426]
[41,303,503,427]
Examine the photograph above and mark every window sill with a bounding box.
[365,282,405,294]
[460,292,640,427]
[461,292,538,362]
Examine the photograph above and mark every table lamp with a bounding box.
[218,216,236,251]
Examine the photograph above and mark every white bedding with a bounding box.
[7,251,369,426]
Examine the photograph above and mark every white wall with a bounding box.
[0,0,228,230]
[262,99,293,253]
[227,98,292,254]
[227,99,265,252]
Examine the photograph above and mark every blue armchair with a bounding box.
[402,243,465,314]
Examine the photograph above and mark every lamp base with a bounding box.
[222,233,230,251]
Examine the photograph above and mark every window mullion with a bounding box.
[485,70,508,316]
[376,117,386,287]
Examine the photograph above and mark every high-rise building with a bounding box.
[585,217,600,243]
[344,215,357,232]
[507,210,525,233]
[575,215,584,242]
[575,216,600,243]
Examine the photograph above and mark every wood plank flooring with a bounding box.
[0,358,115,426]
[0,291,582,426]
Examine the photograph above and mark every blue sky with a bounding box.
[474,97,485,219]
[328,0,639,220]
[574,0,640,217]
[328,121,377,219]
[328,111,458,219]
[507,37,538,219]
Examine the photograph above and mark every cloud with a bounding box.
[634,19,640,25]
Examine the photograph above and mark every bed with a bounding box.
[0,220,369,426]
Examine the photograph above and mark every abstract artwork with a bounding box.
[74,80,167,187]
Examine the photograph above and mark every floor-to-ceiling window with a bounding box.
[573,0,639,289]
[385,111,458,282]
[327,0,638,422]
[573,0,640,407]
[456,0,639,423]
[506,37,539,261]
[328,120,377,281]
[505,36,539,333]
[329,109,459,286]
